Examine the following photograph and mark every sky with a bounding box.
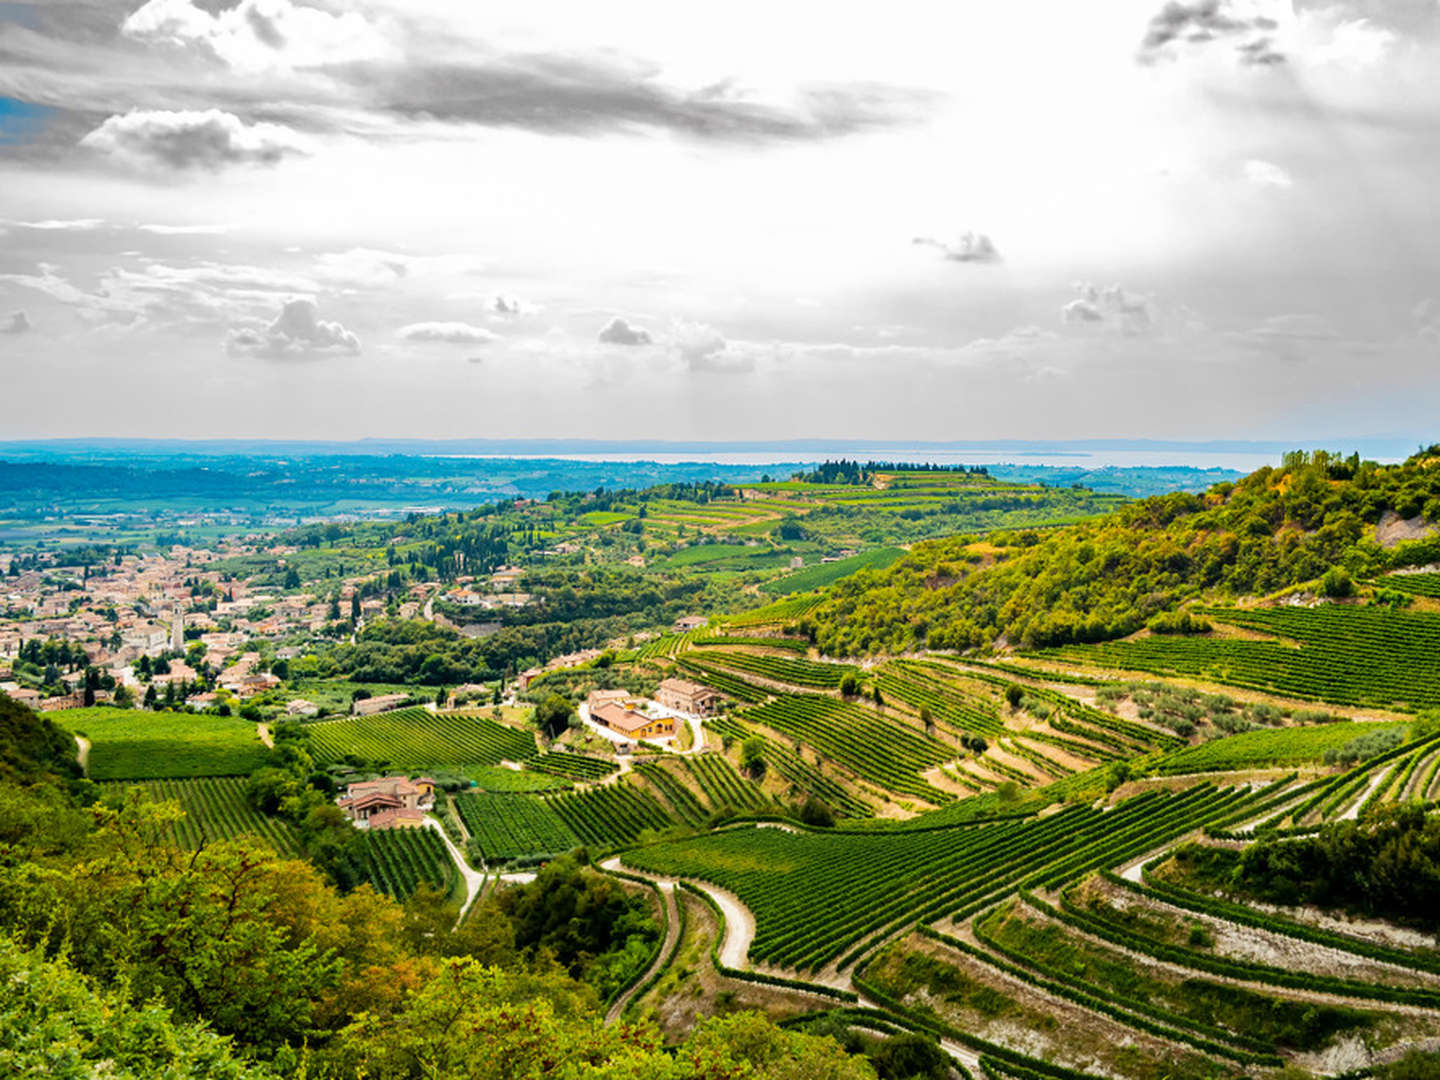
[0,0,1437,443]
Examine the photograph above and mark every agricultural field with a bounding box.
[463,765,571,792]
[455,791,577,863]
[100,777,300,854]
[624,784,1263,972]
[759,547,906,595]
[1378,572,1440,598]
[54,707,269,780]
[1040,604,1440,711]
[1151,720,1407,775]
[306,707,537,769]
[361,827,456,900]
[740,695,954,804]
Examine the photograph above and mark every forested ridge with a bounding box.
[805,448,1440,655]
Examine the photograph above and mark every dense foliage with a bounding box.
[806,450,1440,653]
[1180,804,1440,929]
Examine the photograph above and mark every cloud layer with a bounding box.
[80,109,310,170]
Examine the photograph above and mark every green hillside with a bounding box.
[805,449,1440,655]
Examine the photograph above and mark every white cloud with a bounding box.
[1,311,32,335]
[1308,18,1396,69]
[598,317,653,345]
[1243,159,1293,188]
[488,293,537,318]
[397,322,499,344]
[228,298,359,358]
[314,248,412,287]
[3,219,106,232]
[123,0,392,73]
[1062,282,1154,335]
[81,109,310,170]
[671,320,737,371]
[137,223,231,235]
[912,232,1001,264]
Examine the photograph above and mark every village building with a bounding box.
[285,698,319,717]
[586,688,634,710]
[336,775,436,829]
[591,701,675,741]
[655,677,724,717]
[672,615,709,633]
[353,692,412,716]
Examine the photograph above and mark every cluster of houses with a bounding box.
[583,677,724,749]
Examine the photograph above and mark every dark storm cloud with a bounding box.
[1138,0,1285,66]
[337,54,938,143]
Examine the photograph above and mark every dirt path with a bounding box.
[602,857,757,969]
[74,735,90,777]
[423,817,486,923]
[1340,765,1392,821]
[606,881,679,1025]
[257,722,273,749]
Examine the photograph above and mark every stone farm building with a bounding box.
[337,775,436,830]
[655,677,723,717]
[353,692,411,716]
[591,701,675,741]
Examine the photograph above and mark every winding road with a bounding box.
[605,881,680,1024]
[423,817,487,923]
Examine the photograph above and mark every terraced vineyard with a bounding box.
[1151,720,1407,775]
[721,594,825,627]
[455,780,677,863]
[685,753,770,811]
[101,777,300,854]
[548,783,674,848]
[697,650,859,689]
[740,695,954,804]
[528,752,617,781]
[307,707,537,769]
[624,783,1264,972]
[1041,605,1440,710]
[709,715,872,817]
[361,827,455,900]
[1380,572,1440,598]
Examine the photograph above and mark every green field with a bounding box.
[1041,605,1440,710]
[760,547,906,595]
[307,707,537,769]
[1151,721,1407,775]
[54,708,269,780]
[625,784,1259,972]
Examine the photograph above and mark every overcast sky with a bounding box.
[1,0,1437,442]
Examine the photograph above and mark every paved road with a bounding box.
[423,817,486,922]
